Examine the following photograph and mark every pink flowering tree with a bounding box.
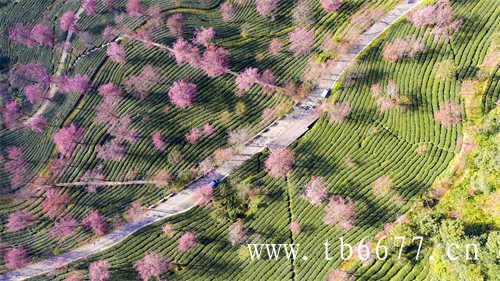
[122,64,160,100]
[220,2,235,22]
[30,23,55,47]
[168,80,197,108]
[325,269,353,281]
[4,146,27,189]
[89,260,110,281]
[185,127,202,144]
[370,81,400,113]
[264,148,294,178]
[151,131,166,151]
[323,196,355,231]
[82,0,96,15]
[302,176,328,205]
[228,221,246,245]
[192,184,213,207]
[325,101,351,123]
[2,100,21,130]
[194,27,215,47]
[321,0,341,13]
[292,0,313,26]
[202,123,214,135]
[60,11,77,32]
[53,123,84,157]
[4,247,30,270]
[82,210,106,236]
[372,175,393,195]
[162,224,176,237]
[256,0,278,19]
[54,74,91,95]
[64,271,85,281]
[126,0,145,17]
[96,139,126,161]
[124,201,143,222]
[5,209,35,232]
[167,14,185,37]
[178,231,197,252]
[382,37,424,63]
[27,115,48,133]
[41,188,70,218]
[200,46,230,77]
[171,38,201,67]
[8,23,33,46]
[49,215,79,240]
[106,42,126,64]
[289,222,301,235]
[235,67,260,94]
[268,38,284,56]
[288,27,314,57]
[133,252,170,281]
[434,101,461,128]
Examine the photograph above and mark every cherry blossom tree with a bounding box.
[235,67,259,93]
[268,38,284,56]
[162,224,176,237]
[82,0,97,15]
[8,63,49,89]
[53,123,84,157]
[220,2,235,22]
[192,184,213,207]
[107,116,138,143]
[434,101,461,128]
[49,215,79,240]
[60,11,77,32]
[289,222,301,235]
[151,131,166,151]
[98,83,122,97]
[96,139,126,161]
[171,38,201,67]
[382,37,424,63]
[126,0,145,17]
[151,170,172,188]
[264,148,294,178]
[370,81,400,113]
[4,146,27,189]
[325,269,353,281]
[8,23,33,46]
[4,247,29,270]
[30,23,55,47]
[167,14,185,37]
[5,209,35,232]
[372,175,393,195]
[106,42,126,64]
[2,100,21,130]
[82,210,106,236]
[406,5,436,28]
[134,252,170,281]
[168,80,197,108]
[185,127,202,144]
[178,231,197,252]
[122,64,160,100]
[202,123,214,135]
[81,165,106,193]
[259,69,276,94]
[200,46,230,77]
[321,0,341,13]
[302,176,328,205]
[292,0,313,26]
[288,27,314,57]
[325,102,351,123]
[323,195,355,231]
[41,188,70,218]
[213,147,234,164]
[89,260,110,281]
[124,201,143,222]
[54,74,91,95]
[194,27,215,47]
[228,221,246,245]
[256,0,278,18]
[65,271,85,281]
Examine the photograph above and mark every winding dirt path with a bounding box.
[1,1,421,280]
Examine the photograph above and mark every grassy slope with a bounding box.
[27,0,500,280]
[0,0,397,272]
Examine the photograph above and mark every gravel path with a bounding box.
[1,1,421,280]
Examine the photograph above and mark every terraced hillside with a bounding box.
[21,0,498,280]
[0,0,406,274]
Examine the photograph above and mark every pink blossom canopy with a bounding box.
[264,148,294,178]
[168,80,197,109]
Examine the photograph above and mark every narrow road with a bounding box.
[1,1,421,280]
[22,7,85,126]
